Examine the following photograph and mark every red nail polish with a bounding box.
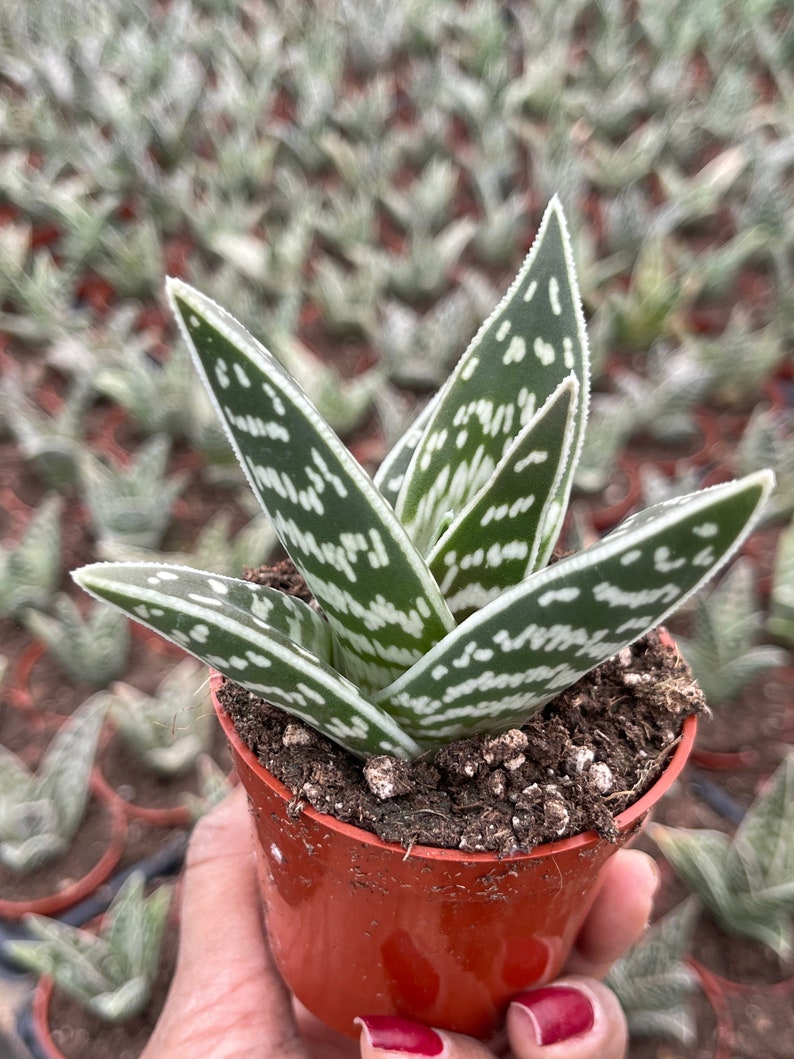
[355,1015,445,1056]
[511,985,595,1046]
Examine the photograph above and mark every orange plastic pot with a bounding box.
[212,674,696,1040]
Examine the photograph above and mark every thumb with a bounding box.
[143,786,306,1059]
[506,976,628,1059]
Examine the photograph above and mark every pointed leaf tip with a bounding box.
[166,280,455,692]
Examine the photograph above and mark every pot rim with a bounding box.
[30,976,66,1059]
[211,670,697,864]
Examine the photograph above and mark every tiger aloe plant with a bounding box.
[9,872,172,1022]
[0,696,106,874]
[651,751,794,958]
[74,198,773,761]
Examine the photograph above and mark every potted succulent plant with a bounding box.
[93,657,218,827]
[73,198,774,1038]
[0,696,127,921]
[11,871,173,1059]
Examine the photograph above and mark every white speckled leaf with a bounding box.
[167,280,455,694]
[395,196,589,556]
[73,563,420,760]
[427,376,578,620]
[373,390,441,508]
[376,472,773,748]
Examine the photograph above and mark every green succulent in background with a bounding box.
[367,217,476,302]
[572,394,635,495]
[269,331,384,438]
[309,254,383,339]
[74,198,773,761]
[0,373,92,487]
[738,407,794,525]
[98,511,277,578]
[686,313,786,407]
[380,156,459,235]
[600,233,689,354]
[22,593,131,688]
[0,494,62,619]
[0,224,82,344]
[606,898,701,1046]
[79,434,188,552]
[768,516,794,647]
[92,343,196,439]
[105,658,214,778]
[9,872,171,1023]
[0,696,106,874]
[652,751,794,959]
[374,275,495,390]
[182,754,235,823]
[611,345,714,445]
[674,558,786,706]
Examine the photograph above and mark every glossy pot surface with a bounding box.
[212,675,696,1038]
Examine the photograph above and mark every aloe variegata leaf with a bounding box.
[373,389,442,508]
[395,196,589,557]
[376,472,773,747]
[428,376,578,619]
[167,279,454,693]
[72,562,421,760]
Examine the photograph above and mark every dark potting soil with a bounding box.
[218,563,707,856]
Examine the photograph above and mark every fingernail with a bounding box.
[355,1015,445,1056]
[511,985,595,1046]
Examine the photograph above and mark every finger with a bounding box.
[506,977,628,1059]
[565,849,659,978]
[356,1015,493,1059]
[144,787,306,1059]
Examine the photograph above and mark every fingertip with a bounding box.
[570,848,660,974]
[355,1016,447,1058]
[616,847,661,901]
[507,977,628,1059]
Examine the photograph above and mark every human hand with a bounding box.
[142,785,659,1059]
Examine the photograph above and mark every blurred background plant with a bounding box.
[0,495,62,619]
[9,872,172,1022]
[104,659,214,778]
[652,752,794,959]
[22,594,131,688]
[0,697,106,874]
[606,898,702,1046]
[674,559,787,707]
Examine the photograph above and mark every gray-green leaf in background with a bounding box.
[8,873,171,1023]
[652,751,794,958]
[606,898,701,1045]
